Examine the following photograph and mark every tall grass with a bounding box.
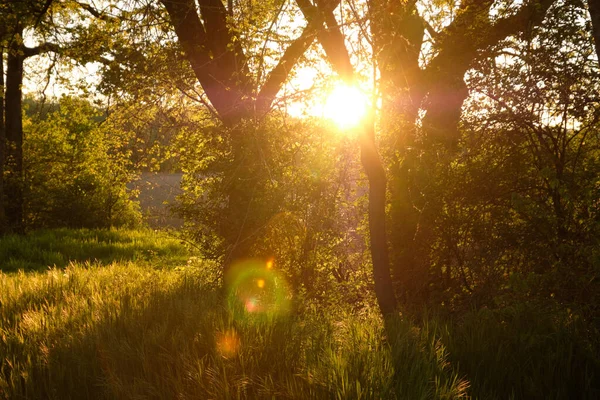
[0,229,598,399]
[0,229,469,399]
[0,228,188,272]
[432,304,600,400]
[0,261,468,399]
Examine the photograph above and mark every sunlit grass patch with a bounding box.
[2,229,595,399]
[0,245,469,399]
[0,228,189,272]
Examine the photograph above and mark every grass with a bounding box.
[435,304,600,400]
[0,228,188,272]
[0,229,598,399]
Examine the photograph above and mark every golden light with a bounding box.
[323,83,369,130]
[266,259,273,269]
[217,330,240,358]
[257,279,265,288]
[245,297,259,312]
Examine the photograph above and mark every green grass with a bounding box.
[0,229,468,399]
[0,228,188,272]
[0,263,469,399]
[434,304,600,400]
[0,229,598,399]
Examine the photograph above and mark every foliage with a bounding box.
[22,96,140,229]
[397,0,600,316]
[174,114,372,304]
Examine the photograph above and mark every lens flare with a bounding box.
[216,330,240,358]
[226,259,290,319]
[245,297,259,312]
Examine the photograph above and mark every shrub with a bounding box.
[23,96,140,229]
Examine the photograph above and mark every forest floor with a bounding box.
[0,229,597,399]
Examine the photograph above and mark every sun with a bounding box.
[323,83,369,130]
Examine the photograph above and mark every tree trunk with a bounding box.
[302,0,398,316]
[359,116,397,316]
[5,41,24,233]
[587,0,600,62]
[0,46,6,234]
[221,122,273,272]
[223,134,257,268]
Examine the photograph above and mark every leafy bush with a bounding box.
[23,96,140,229]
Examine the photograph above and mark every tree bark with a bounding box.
[161,0,326,268]
[301,0,398,316]
[363,0,556,305]
[587,0,600,62]
[5,39,25,233]
[0,46,6,234]
[359,117,397,316]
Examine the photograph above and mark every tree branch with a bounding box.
[76,1,118,22]
[483,0,555,49]
[23,42,61,58]
[256,20,319,114]
[426,0,554,76]
[421,16,439,41]
[296,0,352,81]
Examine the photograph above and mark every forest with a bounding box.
[1,0,600,398]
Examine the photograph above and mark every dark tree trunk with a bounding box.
[5,40,24,233]
[359,117,397,316]
[365,0,555,306]
[222,128,263,269]
[0,46,6,234]
[310,0,399,316]
[587,0,600,62]
[366,0,429,304]
[296,0,399,316]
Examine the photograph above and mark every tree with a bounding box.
[158,0,344,267]
[289,0,558,314]
[24,96,140,228]
[1,0,65,233]
[358,0,556,306]
[294,0,397,315]
[454,0,600,306]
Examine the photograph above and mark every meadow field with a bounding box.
[0,229,598,399]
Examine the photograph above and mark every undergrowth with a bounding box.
[0,229,597,399]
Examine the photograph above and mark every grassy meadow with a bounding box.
[0,229,598,399]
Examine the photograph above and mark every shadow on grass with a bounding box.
[0,262,470,399]
[0,228,188,273]
[0,267,329,399]
[430,304,600,400]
